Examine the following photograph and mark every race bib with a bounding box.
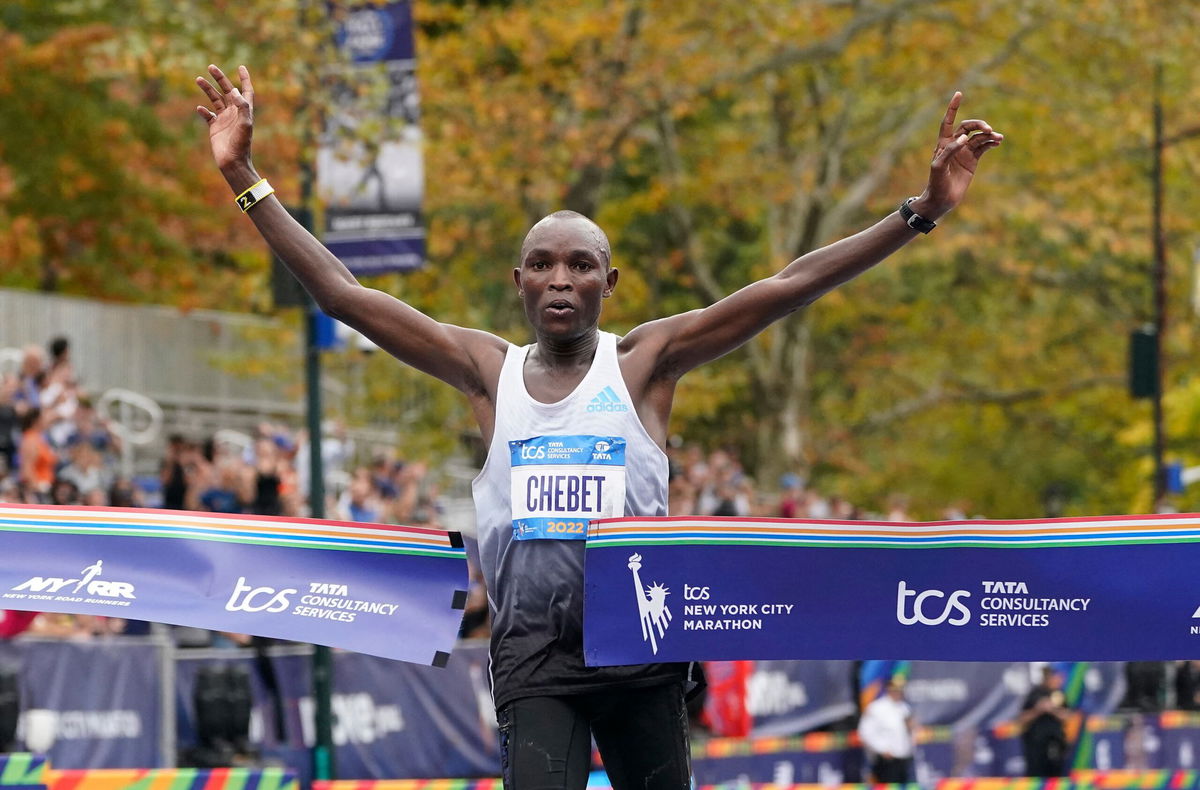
[509,435,627,540]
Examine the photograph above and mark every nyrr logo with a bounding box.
[587,386,630,413]
[225,577,297,613]
[628,553,671,654]
[11,559,136,599]
[896,580,971,626]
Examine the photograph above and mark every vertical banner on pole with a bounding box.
[319,1,424,274]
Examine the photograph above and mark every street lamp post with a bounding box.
[1151,63,1166,506]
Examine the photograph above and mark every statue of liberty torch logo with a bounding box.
[628,553,671,654]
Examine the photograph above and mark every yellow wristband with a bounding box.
[235,178,275,213]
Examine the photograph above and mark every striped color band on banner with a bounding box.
[588,513,1200,548]
[0,504,463,557]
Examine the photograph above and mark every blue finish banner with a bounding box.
[0,504,467,666]
[583,514,1200,666]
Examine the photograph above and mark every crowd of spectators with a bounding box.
[0,339,126,508]
[665,443,970,522]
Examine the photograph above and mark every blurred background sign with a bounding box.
[317,1,424,275]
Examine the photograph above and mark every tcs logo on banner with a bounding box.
[896,580,971,626]
[225,577,296,613]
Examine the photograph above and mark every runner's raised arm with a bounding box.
[195,64,506,399]
[631,91,1003,381]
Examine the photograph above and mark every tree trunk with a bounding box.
[750,314,811,491]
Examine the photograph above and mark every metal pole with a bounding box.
[297,42,336,772]
[1151,63,1167,507]
[304,296,335,780]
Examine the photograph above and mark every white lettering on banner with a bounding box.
[904,678,969,703]
[226,578,400,623]
[310,583,350,596]
[225,577,295,613]
[979,613,1050,627]
[13,577,76,594]
[746,671,809,716]
[896,581,972,626]
[19,710,142,741]
[677,582,796,634]
[682,618,763,631]
[1002,666,1032,695]
[8,561,137,604]
[982,581,1029,594]
[979,597,1091,611]
[971,580,1092,627]
[298,694,404,746]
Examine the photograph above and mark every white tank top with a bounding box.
[472,331,679,707]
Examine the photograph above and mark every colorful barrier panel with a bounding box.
[691,730,864,786]
[312,773,1200,790]
[1075,712,1200,772]
[312,780,610,790]
[1071,770,1200,790]
[46,767,299,790]
[694,775,1200,790]
[0,754,48,786]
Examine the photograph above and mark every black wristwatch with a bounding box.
[898,197,937,234]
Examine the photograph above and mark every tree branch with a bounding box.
[851,374,1124,433]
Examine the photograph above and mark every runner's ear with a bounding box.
[603,267,618,297]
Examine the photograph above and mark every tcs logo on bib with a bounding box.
[896,580,971,626]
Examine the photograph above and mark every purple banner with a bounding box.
[175,642,498,781]
[0,639,162,769]
[746,661,856,736]
[584,516,1200,665]
[0,505,467,666]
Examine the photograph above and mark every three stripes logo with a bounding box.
[587,386,630,413]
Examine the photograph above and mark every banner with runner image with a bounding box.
[319,1,425,274]
[0,504,467,666]
[582,514,1200,666]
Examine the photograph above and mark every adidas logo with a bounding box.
[587,385,630,413]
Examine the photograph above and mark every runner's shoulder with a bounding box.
[617,312,701,376]
[444,325,509,395]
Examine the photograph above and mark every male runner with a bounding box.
[196,63,1002,789]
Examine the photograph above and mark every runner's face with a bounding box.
[514,218,617,339]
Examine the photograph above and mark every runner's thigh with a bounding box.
[497,695,593,790]
[586,683,691,790]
